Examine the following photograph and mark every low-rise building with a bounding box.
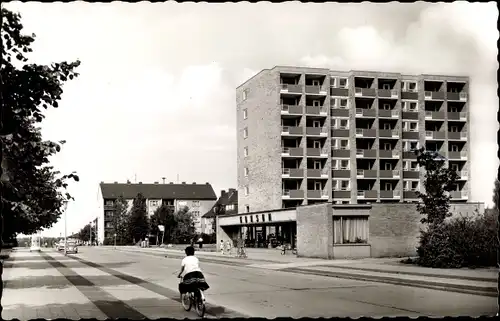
[201,188,238,235]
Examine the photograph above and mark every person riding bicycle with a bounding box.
[177,246,210,297]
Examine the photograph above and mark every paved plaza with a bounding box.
[2,247,497,320]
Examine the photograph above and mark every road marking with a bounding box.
[68,253,249,318]
[40,251,147,319]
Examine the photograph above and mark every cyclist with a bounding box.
[236,236,245,257]
[177,246,210,298]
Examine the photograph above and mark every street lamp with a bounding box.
[89,220,93,246]
[114,233,117,248]
[63,200,69,256]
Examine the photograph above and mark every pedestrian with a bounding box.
[198,236,203,249]
[226,240,232,255]
[220,239,225,255]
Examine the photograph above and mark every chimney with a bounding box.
[126,180,131,184]
[182,181,186,184]
[114,181,118,184]
[162,177,166,184]
[139,182,143,184]
[221,190,226,196]
[154,181,159,184]
[192,182,196,184]
[169,182,173,184]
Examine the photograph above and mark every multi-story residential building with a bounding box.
[201,188,238,234]
[236,66,470,212]
[97,181,217,243]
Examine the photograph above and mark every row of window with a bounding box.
[282,180,421,192]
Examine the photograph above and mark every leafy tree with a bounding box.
[492,178,499,211]
[112,195,131,245]
[126,193,150,243]
[76,224,96,242]
[173,206,196,244]
[414,148,459,226]
[1,8,80,244]
[150,204,175,244]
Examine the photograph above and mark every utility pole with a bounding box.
[89,220,92,246]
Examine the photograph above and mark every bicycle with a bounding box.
[178,276,206,318]
[236,247,247,258]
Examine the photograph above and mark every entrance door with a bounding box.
[314,181,322,190]
[314,161,321,169]
[313,120,321,128]
[313,140,321,149]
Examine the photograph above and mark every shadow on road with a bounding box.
[5,260,135,270]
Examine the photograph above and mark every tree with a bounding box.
[150,204,175,245]
[414,148,459,226]
[126,193,150,243]
[173,206,196,244]
[112,195,130,245]
[76,224,95,242]
[492,178,499,211]
[1,8,80,244]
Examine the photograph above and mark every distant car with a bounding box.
[57,241,78,254]
[57,241,65,251]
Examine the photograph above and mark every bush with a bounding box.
[416,210,498,268]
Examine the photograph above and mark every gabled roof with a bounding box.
[202,189,238,218]
[100,182,217,200]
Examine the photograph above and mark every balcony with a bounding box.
[282,168,304,178]
[448,131,467,141]
[281,147,303,157]
[307,169,329,178]
[403,191,419,199]
[403,171,420,179]
[425,131,446,140]
[379,170,400,179]
[104,203,114,210]
[307,190,329,199]
[424,91,445,100]
[455,171,468,180]
[332,148,351,158]
[450,191,468,199]
[306,127,328,136]
[305,85,327,95]
[379,110,399,118]
[281,126,303,136]
[280,84,302,94]
[356,149,377,158]
[307,148,329,157]
[378,89,399,98]
[281,104,303,115]
[380,190,401,199]
[379,129,399,138]
[379,150,399,159]
[425,111,445,120]
[355,108,377,118]
[354,87,376,97]
[356,128,377,138]
[447,92,468,101]
[448,151,467,160]
[306,106,328,116]
[356,169,377,179]
[357,190,378,199]
[282,189,304,199]
[447,111,467,121]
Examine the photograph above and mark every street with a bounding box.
[2,247,497,320]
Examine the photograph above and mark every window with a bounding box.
[339,99,348,108]
[225,205,234,211]
[244,186,249,196]
[384,183,392,190]
[450,106,458,113]
[331,98,337,108]
[403,161,409,171]
[312,80,320,87]
[411,181,419,191]
[384,162,393,170]
[313,100,321,107]
[245,205,250,213]
[243,127,248,139]
[450,126,458,132]
[451,164,460,171]
[242,89,248,101]
[333,216,368,244]
[337,180,349,191]
[409,122,418,132]
[340,159,349,170]
[382,84,391,90]
[450,144,459,152]
[383,123,391,130]
[192,211,200,217]
[339,78,348,89]
[339,139,349,150]
[404,82,417,92]
[450,87,458,93]
[339,119,348,129]
[332,159,338,170]
[312,120,321,127]
[105,200,114,206]
[192,201,200,207]
[332,180,338,190]
[313,140,321,148]
[383,103,391,110]
[409,102,417,111]
[244,147,249,157]
[243,109,248,120]
[314,181,322,190]
[244,167,249,177]
[331,77,337,87]
[314,160,321,169]
[410,161,419,171]
[384,143,391,150]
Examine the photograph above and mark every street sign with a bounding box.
[158,225,165,232]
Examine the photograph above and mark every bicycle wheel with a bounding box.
[195,290,206,318]
[180,293,192,311]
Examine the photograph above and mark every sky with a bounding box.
[5,2,498,237]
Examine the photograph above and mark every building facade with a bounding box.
[201,188,238,234]
[98,181,217,243]
[236,66,470,212]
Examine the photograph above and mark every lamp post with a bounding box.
[89,220,93,246]
[63,200,69,256]
[114,233,117,249]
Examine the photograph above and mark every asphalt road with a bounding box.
[65,247,497,318]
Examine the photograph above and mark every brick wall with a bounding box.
[296,203,333,259]
[369,202,485,257]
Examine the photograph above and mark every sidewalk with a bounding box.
[109,245,498,297]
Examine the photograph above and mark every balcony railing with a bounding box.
[356,149,377,158]
[306,127,328,136]
[450,191,467,199]
[357,190,378,199]
[425,111,445,120]
[305,106,328,115]
[354,87,376,97]
[425,131,446,140]
[447,131,468,140]
[307,147,329,157]
[281,147,303,156]
[307,168,329,178]
[280,84,302,93]
[307,190,329,199]
[459,92,468,100]
[356,128,377,137]
[379,170,400,178]
[424,91,445,100]
[281,126,303,135]
[448,151,467,159]
[305,85,327,95]
[379,129,399,138]
[281,104,303,114]
[355,108,377,117]
[282,189,304,198]
[380,190,401,198]
[379,150,399,158]
[282,168,304,178]
[455,171,468,179]
[379,110,400,118]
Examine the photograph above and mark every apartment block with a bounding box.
[236,66,470,212]
[97,181,217,242]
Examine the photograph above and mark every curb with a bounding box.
[282,267,498,298]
